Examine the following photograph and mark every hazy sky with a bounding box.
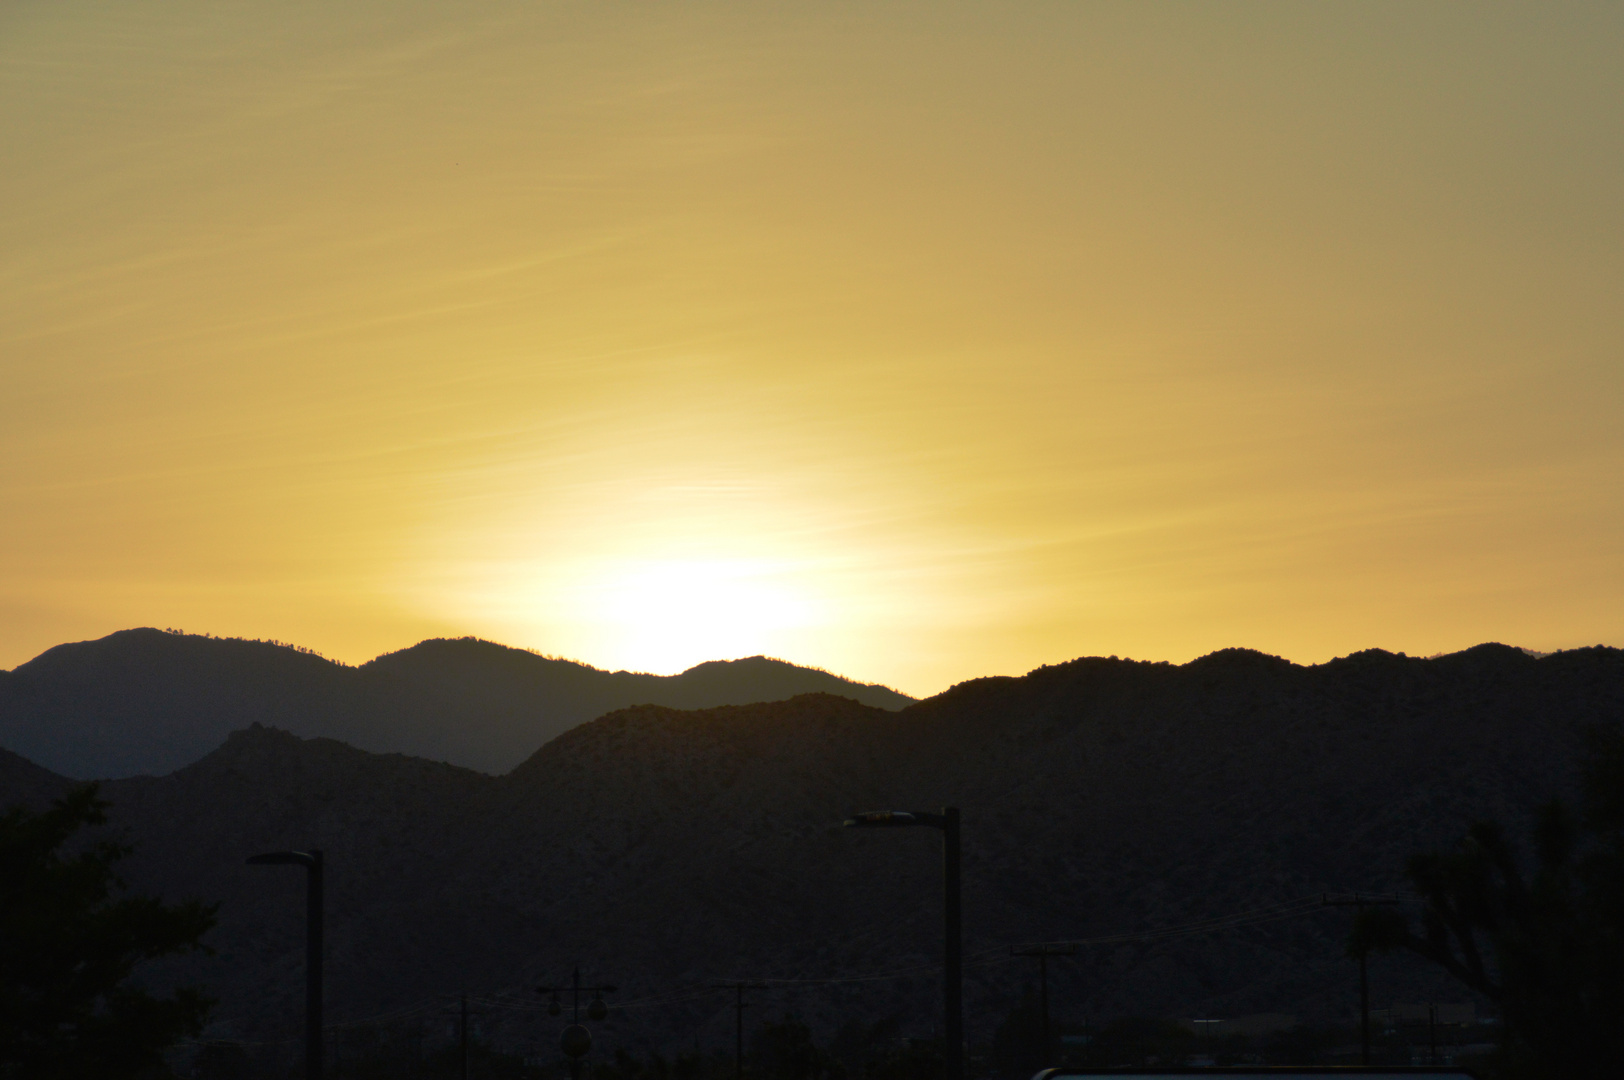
[3,1,1620,696]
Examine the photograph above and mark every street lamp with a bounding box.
[843,808,962,1080]
[537,968,617,1080]
[247,850,323,1080]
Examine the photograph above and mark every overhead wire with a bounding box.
[206,890,1417,1043]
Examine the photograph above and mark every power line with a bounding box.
[220,890,1415,1055]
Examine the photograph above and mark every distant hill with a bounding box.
[0,744,66,809]
[0,629,914,778]
[3,642,1620,1064]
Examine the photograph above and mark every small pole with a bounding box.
[444,994,485,1080]
[1011,944,1076,1065]
[1038,953,1049,1057]
[1429,1003,1437,1065]
[735,986,745,1080]
[308,850,323,1080]
[1358,948,1369,1066]
[944,807,963,1080]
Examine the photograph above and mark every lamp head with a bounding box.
[247,850,317,867]
[844,811,917,827]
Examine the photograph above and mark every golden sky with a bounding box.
[2,2,1620,696]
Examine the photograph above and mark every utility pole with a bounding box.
[943,806,962,1080]
[1324,894,1401,1066]
[712,982,769,1080]
[1011,944,1076,1064]
[443,994,484,1080]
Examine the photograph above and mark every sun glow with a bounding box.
[583,557,822,673]
[431,547,834,677]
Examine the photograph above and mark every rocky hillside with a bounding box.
[3,643,1621,1066]
[0,629,913,777]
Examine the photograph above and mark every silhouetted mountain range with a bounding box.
[3,641,1621,1065]
[0,629,914,777]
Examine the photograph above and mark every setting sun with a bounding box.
[586,558,821,674]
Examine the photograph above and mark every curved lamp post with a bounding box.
[844,809,962,1080]
[247,850,323,1080]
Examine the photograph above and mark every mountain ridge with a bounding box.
[0,628,915,778]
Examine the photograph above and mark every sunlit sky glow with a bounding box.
[3,2,1620,696]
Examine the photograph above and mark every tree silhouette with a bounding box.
[991,988,1045,1078]
[752,1014,837,1080]
[0,784,216,1078]
[1354,729,1624,1079]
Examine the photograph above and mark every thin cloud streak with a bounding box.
[1,2,1620,690]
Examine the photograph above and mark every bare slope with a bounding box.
[0,629,913,778]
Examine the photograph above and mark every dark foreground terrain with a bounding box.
[3,643,1621,1072]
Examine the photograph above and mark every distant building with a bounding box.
[1373,1002,1477,1027]
[1175,1013,1298,1037]
[1371,1003,1488,1067]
